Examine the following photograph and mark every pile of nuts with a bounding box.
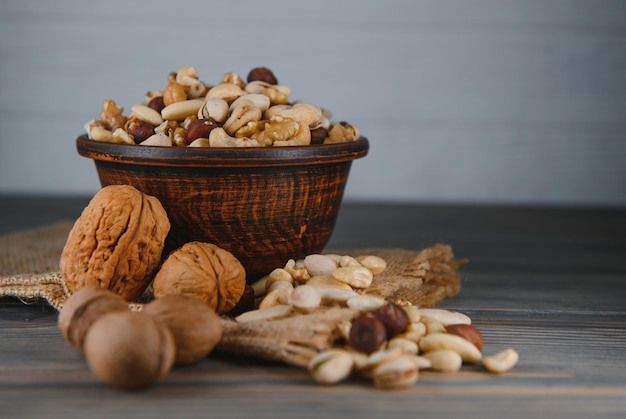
[59,186,518,390]
[240,253,519,389]
[84,65,360,147]
[58,286,222,390]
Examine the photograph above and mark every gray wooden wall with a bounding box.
[1,0,625,206]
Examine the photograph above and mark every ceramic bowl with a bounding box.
[76,135,369,280]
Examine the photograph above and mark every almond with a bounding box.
[445,324,483,351]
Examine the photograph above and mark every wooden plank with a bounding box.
[1,199,626,417]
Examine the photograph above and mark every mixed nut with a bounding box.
[58,184,518,390]
[243,253,519,388]
[84,65,360,147]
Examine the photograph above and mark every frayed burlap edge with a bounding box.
[0,222,466,367]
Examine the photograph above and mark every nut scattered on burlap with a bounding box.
[0,222,465,367]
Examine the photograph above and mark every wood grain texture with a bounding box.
[1,1,625,206]
[1,197,626,417]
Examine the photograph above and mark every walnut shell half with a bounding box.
[60,185,171,301]
[152,241,246,314]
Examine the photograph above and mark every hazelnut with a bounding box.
[246,67,278,85]
[374,302,409,338]
[163,82,187,106]
[125,118,155,143]
[186,118,218,143]
[143,295,223,366]
[310,127,328,145]
[83,311,176,390]
[445,324,484,351]
[147,96,166,113]
[57,285,130,349]
[349,313,387,354]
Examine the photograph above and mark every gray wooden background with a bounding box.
[1,0,625,206]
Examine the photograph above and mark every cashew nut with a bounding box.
[483,348,519,374]
[222,71,245,88]
[272,120,311,147]
[223,99,263,135]
[230,94,270,114]
[266,103,323,130]
[175,65,199,86]
[206,83,244,103]
[208,127,259,147]
[244,81,289,105]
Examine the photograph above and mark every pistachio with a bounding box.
[308,349,353,385]
[198,97,229,122]
[372,355,419,389]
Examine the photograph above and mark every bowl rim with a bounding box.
[76,135,369,168]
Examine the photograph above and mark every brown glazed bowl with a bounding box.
[76,135,369,281]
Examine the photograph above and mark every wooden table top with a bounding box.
[1,195,625,418]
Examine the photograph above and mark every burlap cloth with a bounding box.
[0,221,465,367]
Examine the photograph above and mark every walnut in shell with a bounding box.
[152,241,246,314]
[60,185,171,301]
